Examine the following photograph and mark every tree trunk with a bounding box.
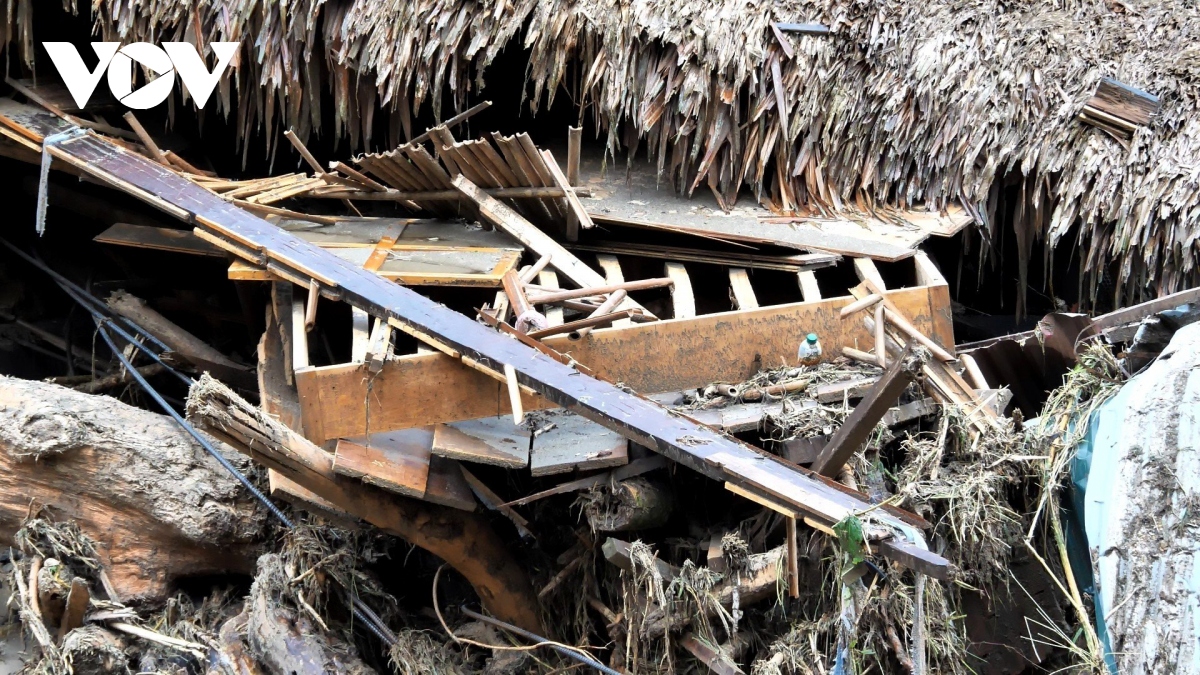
[0,376,268,604]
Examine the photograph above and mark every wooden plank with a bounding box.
[665,262,696,319]
[1087,77,1160,127]
[913,251,946,287]
[681,634,744,675]
[810,348,915,476]
[798,270,821,302]
[459,465,533,538]
[451,175,651,317]
[728,268,759,309]
[432,416,531,468]
[333,427,434,497]
[351,309,370,362]
[6,100,940,574]
[291,298,309,372]
[268,471,359,527]
[228,247,521,288]
[95,222,225,257]
[541,148,594,241]
[531,410,629,476]
[853,258,886,290]
[294,285,951,438]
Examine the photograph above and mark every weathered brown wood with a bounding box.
[56,578,89,642]
[188,378,541,631]
[584,477,674,532]
[459,465,532,538]
[531,410,629,476]
[432,417,530,468]
[567,126,582,186]
[333,428,434,498]
[295,285,950,439]
[8,101,943,576]
[542,149,593,240]
[1084,77,1160,128]
[525,309,637,339]
[681,633,744,675]
[811,348,916,476]
[106,290,244,370]
[95,223,225,257]
[451,174,651,317]
[500,455,669,508]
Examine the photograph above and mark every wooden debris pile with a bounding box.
[2,91,1196,674]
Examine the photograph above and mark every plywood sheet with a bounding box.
[432,417,531,468]
[530,410,629,476]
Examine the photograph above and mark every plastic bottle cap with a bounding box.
[806,333,818,343]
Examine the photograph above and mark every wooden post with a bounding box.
[567,126,582,186]
[786,516,799,599]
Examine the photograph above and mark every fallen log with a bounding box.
[0,376,268,604]
[583,478,675,532]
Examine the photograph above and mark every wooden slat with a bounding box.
[541,148,594,241]
[451,175,652,318]
[530,411,629,476]
[351,309,370,362]
[665,262,696,319]
[95,223,225,257]
[432,417,531,468]
[853,258,886,290]
[423,456,476,511]
[567,241,839,273]
[798,270,821,302]
[728,268,759,309]
[295,284,952,438]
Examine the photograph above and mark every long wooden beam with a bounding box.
[0,99,946,576]
[294,284,951,441]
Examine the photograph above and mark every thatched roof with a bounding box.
[10,0,1200,305]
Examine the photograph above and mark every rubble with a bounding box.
[0,26,1197,675]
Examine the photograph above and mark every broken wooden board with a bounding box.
[573,147,960,260]
[95,222,226,257]
[432,416,531,468]
[333,428,434,498]
[424,456,477,511]
[1,100,944,574]
[295,284,951,439]
[530,410,629,476]
[230,246,521,287]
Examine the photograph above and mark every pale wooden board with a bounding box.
[729,268,759,309]
[538,270,564,326]
[279,218,521,248]
[797,270,821,301]
[333,427,434,497]
[664,262,696,319]
[423,456,477,511]
[596,254,633,327]
[573,147,952,260]
[530,410,629,476]
[432,416,531,468]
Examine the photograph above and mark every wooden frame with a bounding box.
[295,279,953,444]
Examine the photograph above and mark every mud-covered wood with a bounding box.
[0,377,267,604]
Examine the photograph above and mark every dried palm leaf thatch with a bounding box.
[13,0,1200,300]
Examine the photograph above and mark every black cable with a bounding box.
[92,318,295,529]
[6,239,399,648]
[0,238,171,354]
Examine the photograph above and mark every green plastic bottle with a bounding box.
[798,333,822,366]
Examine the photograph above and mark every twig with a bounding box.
[108,622,207,658]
